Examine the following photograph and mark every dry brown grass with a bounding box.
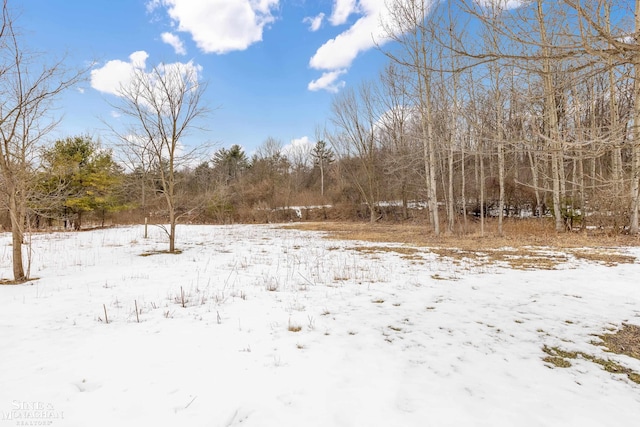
[0,277,40,285]
[351,245,421,258]
[542,338,640,384]
[426,247,559,269]
[569,250,637,266]
[598,324,640,360]
[286,220,639,249]
[284,220,639,269]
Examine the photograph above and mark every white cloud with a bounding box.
[161,32,187,55]
[307,0,400,92]
[330,0,357,26]
[476,0,524,10]
[617,35,634,44]
[130,50,149,68]
[308,69,347,93]
[146,0,161,13]
[151,0,279,54]
[91,51,149,96]
[503,0,523,8]
[309,0,391,71]
[91,51,202,101]
[288,136,313,150]
[303,13,325,32]
[283,136,314,165]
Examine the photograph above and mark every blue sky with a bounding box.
[18,0,396,157]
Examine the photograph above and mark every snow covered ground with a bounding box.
[1,224,639,427]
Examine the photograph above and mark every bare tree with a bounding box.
[564,0,640,233]
[329,83,383,223]
[115,134,155,215]
[377,64,418,220]
[0,1,85,282]
[383,0,441,235]
[112,61,208,252]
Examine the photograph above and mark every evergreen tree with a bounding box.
[40,136,123,229]
[212,144,249,184]
[311,140,335,197]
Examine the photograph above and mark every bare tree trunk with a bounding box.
[168,150,177,251]
[480,149,485,237]
[423,113,440,235]
[446,65,460,234]
[578,155,585,231]
[401,181,409,220]
[570,84,586,232]
[606,4,623,196]
[631,36,640,233]
[493,72,505,237]
[629,0,640,234]
[461,143,467,232]
[169,214,176,253]
[8,188,25,281]
[527,149,541,217]
[419,68,440,235]
[536,0,565,232]
[447,140,455,234]
[497,136,505,236]
[319,158,325,198]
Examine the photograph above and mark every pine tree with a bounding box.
[311,140,334,197]
[40,136,123,229]
[212,144,249,184]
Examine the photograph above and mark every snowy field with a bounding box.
[1,224,640,427]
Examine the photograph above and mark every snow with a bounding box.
[1,224,639,427]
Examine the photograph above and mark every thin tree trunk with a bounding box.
[497,138,505,236]
[602,4,623,197]
[629,0,640,234]
[447,71,458,235]
[447,144,455,234]
[630,0,640,234]
[418,9,439,236]
[527,150,541,217]
[631,63,640,233]
[494,77,505,237]
[8,188,26,282]
[537,0,565,232]
[480,149,485,237]
[320,159,325,198]
[578,154,585,231]
[461,145,467,232]
[169,219,176,252]
[420,77,440,235]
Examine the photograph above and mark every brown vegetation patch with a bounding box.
[542,343,640,384]
[285,220,640,250]
[140,249,184,257]
[569,250,637,266]
[429,248,486,260]
[284,221,638,270]
[498,254,564,270]
[0,277,40,285]
[351,245,420,257]
[597,324,640,360]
